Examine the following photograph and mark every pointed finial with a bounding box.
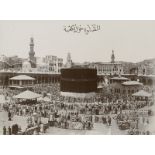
[30,37,34,44]
[111,50,115,63]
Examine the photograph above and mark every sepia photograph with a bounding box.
[0,20,155,135]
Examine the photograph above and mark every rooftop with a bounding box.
[132,90,152,97]
[13,90,41,99]
[92,62,122,65]
[138,74,155,78]
[122,81,143,86]
[110,76,129,81]
[10,75,35,80]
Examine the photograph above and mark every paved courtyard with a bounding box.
[45,118,127,135]
[0,110,127,135]
[1,94,155,135]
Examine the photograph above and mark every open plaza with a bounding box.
[0,76,154,135]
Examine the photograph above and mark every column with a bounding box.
[19,80,22,86]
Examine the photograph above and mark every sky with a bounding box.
[0,20,155,63]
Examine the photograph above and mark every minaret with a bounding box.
[29,37,35,59]
[29,37,36,68]
[66,52,72,68]
[111,50,115,63]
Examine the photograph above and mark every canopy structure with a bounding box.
[13,90,41,99]
[122,81,143,86]
[132,90,152,97]
[110,76,129,81]
[9,75,35,87]
[10,75,35,80]
[9,86,24,89]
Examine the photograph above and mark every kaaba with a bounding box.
[60,68,97,98]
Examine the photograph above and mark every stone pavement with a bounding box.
[0,108,128,135]
[1,94,155,135]
[45,118,127,135]
[0,111,28,134]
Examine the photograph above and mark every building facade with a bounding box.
[42,55,63,73]
[0,55,23,71]
[110,77,143,96]
[89,50,124,76]
[0,71,60,88]
[89,62,123,76]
